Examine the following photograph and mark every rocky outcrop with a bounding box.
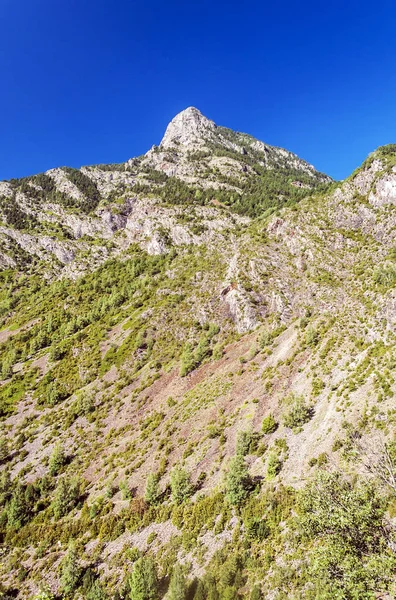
[140,107,331,192]
[0,182,13,198]
[46,168,85,201]
[160,107,217,149]
[369,173,396,207]
[81,166,136,197]
[220,252,259,333]
[0,226,75,264]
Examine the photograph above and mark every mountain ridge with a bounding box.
[0,108,331,279]
[0,111,395,600]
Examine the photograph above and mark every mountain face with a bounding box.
[0,112,395,600]
[0,107,330,278]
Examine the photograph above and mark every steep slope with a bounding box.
[0,123,395,600]
[0,108,330,278]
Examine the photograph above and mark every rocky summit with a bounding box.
[0,110,395,600]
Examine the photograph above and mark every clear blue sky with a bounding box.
[1,0,396,181]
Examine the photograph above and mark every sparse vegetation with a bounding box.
[0,112,395,600]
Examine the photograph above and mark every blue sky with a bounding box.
[1,0,396,181]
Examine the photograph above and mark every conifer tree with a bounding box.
[129,556,158,600]
[225,455,252,506]
[170,468,192,504]
[61,542,81,594]
[7,483,27,529]
[49,443,66,476]
[144,472,161,505]
[168,564,187,600]
[193,580,206,600]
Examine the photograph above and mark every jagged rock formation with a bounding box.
[160,106,217,148]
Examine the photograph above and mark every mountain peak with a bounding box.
[160,106,216,149]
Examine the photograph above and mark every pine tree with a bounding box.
[193,581,206,600]
[261,414,277,434]
[0,469,11,507]
[168,564,187,600]
[53,477,80,519]
[144,473,161,505]
[49,443,66,476]
[7,483,27,529]
[87,579,107,600]
[250,585,262,600]
[129,556,158,600]
[32,590,54,600]
[170,468,192,504]
[205,575,219,600]
[180,344,196,377]
[225,455,252,506]
[0,437,8,462]
[1,356,13,379]
[236,429,253,456]
[61,542,81,594]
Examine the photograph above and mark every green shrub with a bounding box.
[298,471,395,597]
[245,517,270,541]
[305,326,319,347]
[373,264,396,288]
[7,483,28,529]
[49,443,66,476]
[60,542,81,595]
[0,437,9,462]
[282,396,312,430]
[261,414,277,434]
[145,473,161,506]
[266,452,282,479]
[236,429,258,456]
[120,479,132,500]
[250,585,263,600]
[170,468,193,504]
[52,477,81,519]
[128,556,159,600]
[225,455,252,506]
[317,452,328,466]
[168,564,187,600]
[32,590,55,600]
[86,579,108,600]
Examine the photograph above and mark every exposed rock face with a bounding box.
[46,167,85,201]
[160,106,217,149]
[220,252,259,333]
[139,107,331,196]
[369,173,396,207]
[0,107,330,278]
[123,198,248,256]
[0,181,13,197]
[81,166,136,196]
[353,159,382,193]
[0,226,75,264]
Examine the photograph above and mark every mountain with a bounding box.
[0,111,395,600]
[0,107,330,278]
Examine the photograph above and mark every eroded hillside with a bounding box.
[0,113,395,600]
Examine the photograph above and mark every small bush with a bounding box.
[49,443,66,476]
[236,429,258,456]
[261,414,277,434]
[266,452,282,478]
[282,396,312,430]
